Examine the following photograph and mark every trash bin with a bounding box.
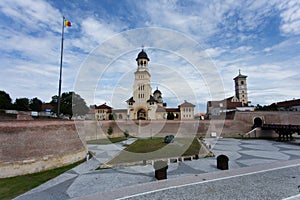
[217,155,229,170]
[154,160,168,180]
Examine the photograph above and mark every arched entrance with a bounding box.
[253,117,263,127]
[137,108,147,120]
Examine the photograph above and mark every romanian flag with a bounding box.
[64,19,71,27]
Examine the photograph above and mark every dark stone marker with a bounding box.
[217,155,229,170]
[183,157,192,161]
[154,160,168,180]
[142,160,147,165]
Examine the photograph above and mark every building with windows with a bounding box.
[206,71,254,119]
[276,99,300,111]
[94,103,112,120]
[94,49,195,120]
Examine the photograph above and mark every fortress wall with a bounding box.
[233,111,300,125]
[222,111,300,137]
[0,121,86,178]
[82,120,229,139]
[82,111,300,140]
[2,111,299,178]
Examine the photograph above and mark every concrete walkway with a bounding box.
[15,138,300,200]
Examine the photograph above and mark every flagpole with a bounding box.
[57,16,65,118]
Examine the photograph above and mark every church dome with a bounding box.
[136,49,150,61]
[153,88,161,95]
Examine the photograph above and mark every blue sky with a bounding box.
[0,0,300,112]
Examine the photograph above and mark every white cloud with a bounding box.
[0,0,61,33]
[205,47,227,57]
[0,0,300,111]
[278,0,300,35]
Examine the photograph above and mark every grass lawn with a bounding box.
[87,137,127,144]
[107,137,200,165]
[0,160,83,200]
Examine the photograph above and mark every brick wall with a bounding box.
[0,120,86,178]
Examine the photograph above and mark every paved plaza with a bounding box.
[15,138,300,200]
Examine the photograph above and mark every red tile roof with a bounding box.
[179,100,195,107]
[166,108,180,112]
[207,98,244,109]
[276,99,300,107]
[95,103,112,110]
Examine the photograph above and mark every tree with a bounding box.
[14,98,29,111]
[255,104,263,111]
[0,91,12,109]
[29,97,43,112]
[167,112,174,120]
[72,92,89,117]
[109,113,116,120]
[255,103,278,111]
[107,126,113,135]
[50,91,89,119]
[124,130,129,139]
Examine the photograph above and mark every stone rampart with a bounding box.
[81,111,300,140]
[222,111,300,137]
[1,111,299,177]
[81,120,227,140]
[0,120,86,178]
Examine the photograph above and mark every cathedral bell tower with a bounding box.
[233,70,248,106]
[127,49,153,120]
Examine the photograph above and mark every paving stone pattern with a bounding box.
[15,138,300,200]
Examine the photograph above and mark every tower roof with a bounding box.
[136,49,150,61]
[153,87,161,95]
[126,97,135,103]
[147,95,157,103]
[233,70,247,80]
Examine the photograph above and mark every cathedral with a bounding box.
[206,70,254,119]
[94,49,195,120]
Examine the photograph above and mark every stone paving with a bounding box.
[15,138,300,200]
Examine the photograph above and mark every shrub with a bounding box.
[124,130,129,138]
[167,112,174,120]
[107,126,113,135]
